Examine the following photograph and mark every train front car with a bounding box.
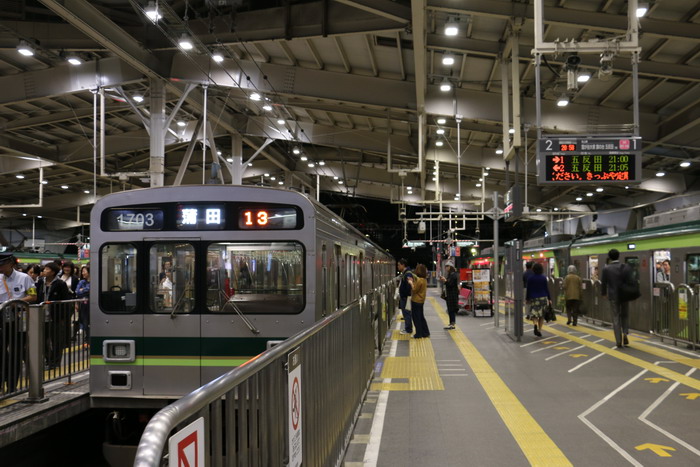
[89,186,316,406]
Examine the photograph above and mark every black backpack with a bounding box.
[618,264,641,302]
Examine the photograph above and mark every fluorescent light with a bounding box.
[636,4,648,17]
[61,185,69,189]
[656,171,665,177]
[596,187,604,192]
[270,176,276,181]
[577,73,591,83]
[278,181,284,185]
[277,119,285,125]
[333,176,339,180]
[338,180,344,184]
[318,161,325,166]
[216,150,222,156]
[557,95,569,107]
[41,180,48,185]
[177,120,186,127]
[300,155,308,161]
[437,118,447,125]
[178,34,194,51]
[536,208,542,212]
[145,1,161,22]
[133,94,144,103]
[84,190,90,194]
[67,55,82,66]
[680,161,691,168]
[586,192,593,197]
[436,140,444,147]
[17,40,34,57]
[439,78,452,92]
[250,92,261,101]
[554,207,559,211]
[262,104,272,111]
[436,128,445,135]
[444,18,459,36]
[292,147,301,155]
[226,158,233,163]
[212,51,224,63]
[442,53,455,66]
[15,174,24,179]
[476,183,482,187]
[495,147,504,155]
[264,173,270,177]
[575,197,582,201]
[307,163,315,168]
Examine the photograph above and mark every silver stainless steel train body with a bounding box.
[89,185,395,407]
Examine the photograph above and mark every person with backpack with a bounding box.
[396,259,414,335]
[601,249,636,349]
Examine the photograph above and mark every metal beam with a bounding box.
[332,0,411,24]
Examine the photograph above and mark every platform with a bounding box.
[344,290,700,466]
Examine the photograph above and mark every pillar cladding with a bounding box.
[231,133,243,185]
[150,78,166,187]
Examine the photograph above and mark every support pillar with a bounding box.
[149,78,166,187]
[231,134,243,185]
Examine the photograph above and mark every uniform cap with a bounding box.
[0,252,15,265]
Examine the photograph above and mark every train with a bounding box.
[471,220,700,336]
[88,185,396,407]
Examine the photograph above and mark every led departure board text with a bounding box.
[545,154,635,182]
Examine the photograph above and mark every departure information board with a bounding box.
[537,136,642,184]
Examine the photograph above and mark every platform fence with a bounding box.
[134,297,376,467]
[0,298,89,401]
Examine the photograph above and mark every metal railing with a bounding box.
[651,282,699,349]
[0,298,90,401]
[134,297,376,466]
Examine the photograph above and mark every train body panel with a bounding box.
[89,185,394,406]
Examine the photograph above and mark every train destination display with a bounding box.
[537,136,642,184]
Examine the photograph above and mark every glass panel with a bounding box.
[624,256,640,281]
[653,250,671,282]
[206,242,304,314]
[589,256,599,281]
[150,243,196,313]
[100,244,137,313]
[686,254,700,285]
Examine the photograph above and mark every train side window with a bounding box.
[322,244,328,316]
[100,243,138,313]
[149,243,195,314]
[205,242,304,314]
[686,254,700,285]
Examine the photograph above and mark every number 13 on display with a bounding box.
[243,210,269,226]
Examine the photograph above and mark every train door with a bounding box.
[335,245,342,309]
[686,253,700,285]
[143,241,199,396]
[322,244,329,317]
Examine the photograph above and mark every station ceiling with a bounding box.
[0,0,698,230]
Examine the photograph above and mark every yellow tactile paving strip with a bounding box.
[370,330,444,391]
[430,297,573,467]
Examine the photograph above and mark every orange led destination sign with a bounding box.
[537,136,642,184]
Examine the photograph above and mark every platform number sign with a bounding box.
[169,417,204,467]
[537,135,642,184]
[288,348,302,467]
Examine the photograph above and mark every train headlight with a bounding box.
[103,340,136,363]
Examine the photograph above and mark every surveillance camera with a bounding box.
[565,54,581,68]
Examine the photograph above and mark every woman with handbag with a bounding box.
[409,264,430,338]
[564,265,582,326]
[439,264,460,330]
[525,262,551,337]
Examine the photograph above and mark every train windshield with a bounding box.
[206,242,304,314]
[150,243,196,313]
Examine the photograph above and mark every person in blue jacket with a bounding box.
[397,258,414,335]
[526,262,551,337]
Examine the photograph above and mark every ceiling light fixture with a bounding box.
[15,174,24,179]
[133,94,144,103]
[145,1,161,22]
[212,51,224,63]
[277,119,285,125]
[338,180,344,184]
[476,183,482,187]
[557,94,570,107]
[575,197,582,201]
[495,147,504,155]
[177,120,186,127]
[61,185,69,189]
[318,161,326,166]
[84,190,90,194]
[17,40,35,57]
[278,180,284,185]
[437,118,446,125]
[442,53,455,66]
[250,92,261,101]
[508,128,515,134]
[656,171,665,177]
[444,17,459,36]
[536,208,542,212]
[307,163,315,168]
[264,173,270,177]
[436,140,444,147]
[680,161,691,168]
[436,128,445,135]
[262,104,272,111]
[577,72,591,83]
[596,187,604,192]
[333,176,339,180]
[636,3,649,17]
[66,54,82,66]
[292,146,301,155]
[41,180,47,185]
[178,34,194,51]
[226,158,233,163]
[439,78,452,92]
[586,192,593,197]
[300,155,308,161]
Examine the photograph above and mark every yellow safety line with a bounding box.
[370,330,444,391]
[544,322,700,370]
[544,325,700,391]
[429,297,573,467]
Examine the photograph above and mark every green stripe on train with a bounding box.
[90,336,281,357]
[571,232,700,256]
[90,356,252,366]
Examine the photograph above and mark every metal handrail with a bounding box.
[134,299,367,466]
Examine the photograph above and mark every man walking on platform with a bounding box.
[601,249,631,349]
[397,259,414,335]
[0,252,37,392]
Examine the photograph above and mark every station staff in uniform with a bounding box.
[0,252,37,392]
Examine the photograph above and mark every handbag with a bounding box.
[544,304,556,323]
[440,288,447,300]
[405,299,412,312]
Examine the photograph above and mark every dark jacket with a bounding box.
[398,268,414,298]
[523,269,534,288]
[601,261,631,302]
[526,274,550,300]
[37,277,71,303]
[444,271,460,309]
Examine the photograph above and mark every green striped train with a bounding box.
[473,221,700,334]
[89,185,396,408]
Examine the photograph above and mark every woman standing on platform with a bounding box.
[440,263,460,330]
[526,262,551,337]
[409,264,430,338]
[564,265,582,326]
